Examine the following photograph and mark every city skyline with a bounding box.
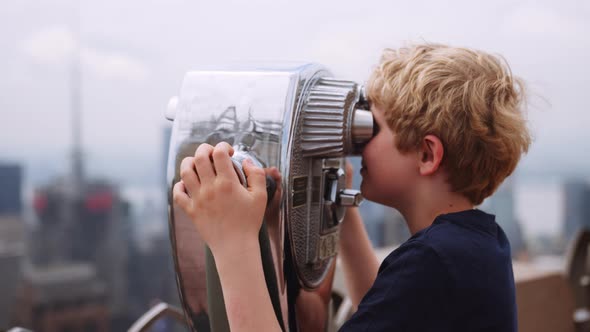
[2,0,590,189]
[1,0,588,261]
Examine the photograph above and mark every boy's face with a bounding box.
[360,106,419,208]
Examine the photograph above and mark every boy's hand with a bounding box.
[172,142,268,255]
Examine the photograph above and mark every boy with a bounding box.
[173,43,532,331]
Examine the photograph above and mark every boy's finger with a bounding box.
[242,159,267,199]
[265,167,282,183]
[212,142,238,180]
[266,167,282,195]
[194,143,216,183]
[173,181,191,209]
[180,157,200,194]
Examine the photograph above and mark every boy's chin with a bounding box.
[360,182,396,207]
[359,181,373,201]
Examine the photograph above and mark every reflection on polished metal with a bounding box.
[166,63,373,331]
[301,78,372,157]
[338,189,365,207]
[128,302,185,332]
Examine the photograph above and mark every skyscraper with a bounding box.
[0,162,26,329]
[30,178,131,330]
[0,163,22,215]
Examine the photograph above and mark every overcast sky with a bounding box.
[1,0,589,187]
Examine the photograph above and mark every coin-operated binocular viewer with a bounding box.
[165,63,375,331]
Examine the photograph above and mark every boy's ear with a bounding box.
[418,135,444,176]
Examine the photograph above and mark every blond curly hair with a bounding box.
[366,44,532,205]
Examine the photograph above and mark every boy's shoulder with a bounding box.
[345,212,516,332]
[417,209,502,251]
[394,209,513,289]
[385,209,510,274]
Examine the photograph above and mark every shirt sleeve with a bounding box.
[339,241,453,332]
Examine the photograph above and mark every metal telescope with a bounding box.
[165,63,375,331]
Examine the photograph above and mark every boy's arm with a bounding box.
[213,240,283,332]
[338,162,380,309]
[339,207,380,309]
[173,142,282,332]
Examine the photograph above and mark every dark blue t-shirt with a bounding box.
[339,209,517,332]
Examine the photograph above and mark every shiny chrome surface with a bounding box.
[230,149,264,188]
[127,302,185,332]
[165,96,179,121]
[337,189,364,207]
[166,63,373,331]
[351,109,374,146]
[301,78,372,157]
